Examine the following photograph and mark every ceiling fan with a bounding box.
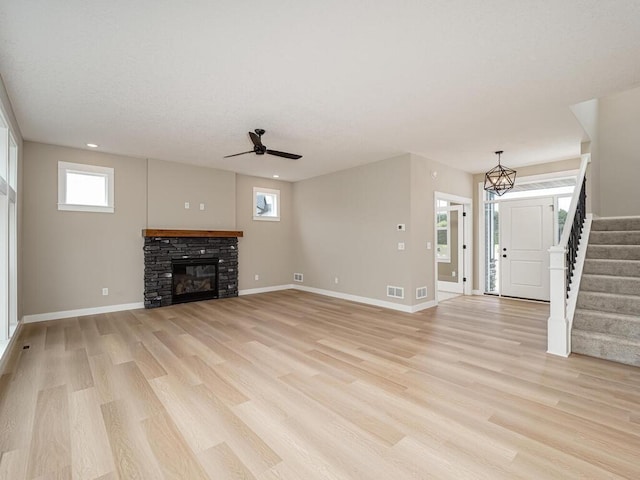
[224,129,302,160]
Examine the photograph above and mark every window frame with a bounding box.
[253,187,280,221]
[58,161,114,213]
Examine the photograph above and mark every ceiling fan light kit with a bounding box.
[484,150,516,196]
[224,129,302,160]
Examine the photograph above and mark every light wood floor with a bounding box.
[1,291,640,479]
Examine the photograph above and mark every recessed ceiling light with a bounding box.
[272,174,280,178]
[86,143,99,148]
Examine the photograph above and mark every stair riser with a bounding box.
[577,293,640,316]
[572,333,640,367]
[591,217,640,231]
[583,260,640,278]
[580,276,640,295]
[573,311,640,339]
[586,245,640,260]
[589,231,640,245]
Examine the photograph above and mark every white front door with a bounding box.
[500,197,553,301]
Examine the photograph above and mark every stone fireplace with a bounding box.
[142,229,243,308]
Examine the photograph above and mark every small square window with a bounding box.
[58,161,114,213]
[253,187,280,221]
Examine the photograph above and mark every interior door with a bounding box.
[500,197,553,301]
[437,205,464,294]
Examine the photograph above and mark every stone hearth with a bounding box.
[142,229,243,308]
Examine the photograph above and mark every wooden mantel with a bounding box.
[142,229,244,238]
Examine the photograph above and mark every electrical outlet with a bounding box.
[427,242,432,250]
[398,242,405,251]
[102,288,108,296]
[200,203,205,210]
[254,274,259,281]
[334,277,339,284]
[184,202,190,209]
[397,223,406,231]
[452,271,456,277]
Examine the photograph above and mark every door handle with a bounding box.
[502,254,507,258]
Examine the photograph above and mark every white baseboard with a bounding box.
[291,284,435,313]
[21,284,438,325]
[472,290,483,295]
[409,300,438,313]
[239,285,293,296]
[22,302,145,324]
[0,321,24,375]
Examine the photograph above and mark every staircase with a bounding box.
[572,217,640,366]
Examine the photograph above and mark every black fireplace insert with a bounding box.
[171,257,218,304]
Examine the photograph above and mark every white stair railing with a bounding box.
[547,154,590,356]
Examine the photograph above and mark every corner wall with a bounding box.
[599,85,640,216]
[292,153,473,307]
[236,174,293,290]
[292,155,413,306]
[22,142,294,317]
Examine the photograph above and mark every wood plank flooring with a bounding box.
[1,291,640,479]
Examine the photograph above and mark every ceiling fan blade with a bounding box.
[223,150,254,158]
[248,131,264,148]
[266,149,302,160]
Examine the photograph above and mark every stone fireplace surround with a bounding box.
[142,229,243,308]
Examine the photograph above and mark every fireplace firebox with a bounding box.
[171,258,218,304]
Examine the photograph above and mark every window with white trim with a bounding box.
[253,187,280,221]
[58,161,114,213]
[0,109,18,343]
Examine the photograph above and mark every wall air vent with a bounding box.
[387,286,404,299]
[416,287,428,299]
[293,273,304,282]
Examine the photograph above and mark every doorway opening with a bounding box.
[434,192,472,304]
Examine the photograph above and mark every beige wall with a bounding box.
[236,175,293,290]
[292,153,473,306]
[293,155,414,306]
[599,85,640,216]
[22,142,147,314]
[471,157,581,291]
[571,99,600,215]
[147,158,236,229]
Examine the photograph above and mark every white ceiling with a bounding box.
[1,1,640,181]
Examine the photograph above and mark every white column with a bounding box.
[547,245,569,356]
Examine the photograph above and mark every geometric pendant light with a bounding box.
[484,150,517,196]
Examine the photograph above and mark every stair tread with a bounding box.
[572,329,640,346]
[585,258,640,263]
[574,308,640,320]
[579,290,640,299]
[588,245,640,248]
[581,273,640,281]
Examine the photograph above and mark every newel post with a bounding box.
[548,245,569,356]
